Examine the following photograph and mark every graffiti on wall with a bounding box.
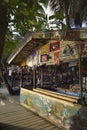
[20,89,87,130]
[60,41,79,61]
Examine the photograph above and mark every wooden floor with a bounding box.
[0,88,61,130]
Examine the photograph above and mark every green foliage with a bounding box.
[3,0,87,57]
[3,30,22,56]
[1,0,49,57]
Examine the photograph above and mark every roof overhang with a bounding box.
[7,28,87,66]
[7,30,61,65]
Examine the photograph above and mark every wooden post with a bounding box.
[33,68,36,89]
[21,67,23,88]
[41,69,43,88]
[78,44,82,100]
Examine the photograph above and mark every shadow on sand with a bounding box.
[0,123,38,130]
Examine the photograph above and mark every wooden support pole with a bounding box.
[33,68,36,89]
[78,44,82,100]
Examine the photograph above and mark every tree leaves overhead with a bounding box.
[3,31,22,56]
[2,0,47,56]
[1,0,87,58]
[6,0,43,35]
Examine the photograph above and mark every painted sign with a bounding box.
[40,44,49,55]
[60,41,79,61]
[40,53,54,64]
[39,41,60,65]
[40,54,49,62]
[50,41,60,52]
[40,52,59,65]
[47,52,54,64]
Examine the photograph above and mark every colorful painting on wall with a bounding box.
[40,54,49,62]
[80,43,87,56]
[50,41,60,52]
[32,50,40,66]
[60,41,79,61]
[40,44,49,55]
[20,88,87,130]
[54,52,59,64]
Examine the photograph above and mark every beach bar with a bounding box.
[7,29,87,130]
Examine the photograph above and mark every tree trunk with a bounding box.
[0,3,14,94]
[74,12,82,28]
[62,0,71,30]
[0,3,8,61]
[0,67,14,95]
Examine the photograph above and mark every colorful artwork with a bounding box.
[54,52,59,64]
[48,52,54,64]
[81,43,87,56]
[50,41,60,52]
[32,50,39,66]
[26,55,33,67]
[60,41,79,61]
[40,53,55,65]
[40,54,49,62]
[20,88,87,130]
[63,44,77,56]
[40,44,49,55]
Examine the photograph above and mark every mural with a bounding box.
[60,41,79,62]
[50,41,60,52]
[32,50,39,66]
[20,89,87,130]
[26,41,60,66]
[81,43,87,56]
[54,52,59,64]
[40,44,49,55]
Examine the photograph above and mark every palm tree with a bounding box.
[72,0,87,27]
[49,0,87,29]
[49,0,71,29]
